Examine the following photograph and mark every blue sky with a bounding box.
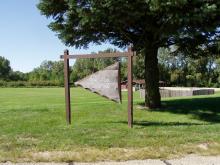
[0,0,119,72]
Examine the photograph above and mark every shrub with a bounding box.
[0,80,64,88]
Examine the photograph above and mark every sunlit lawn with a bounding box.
[0,88,220,162]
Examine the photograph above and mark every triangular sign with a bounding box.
[75,62,121,103]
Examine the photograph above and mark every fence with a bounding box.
[139,88,215,98]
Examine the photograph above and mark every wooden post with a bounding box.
[64,49,71,124]
[127,48,133,128]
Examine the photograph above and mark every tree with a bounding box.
[38,0,220,108]
[0,56,12,80]
[28,60,64,84]
[9,71,27,81]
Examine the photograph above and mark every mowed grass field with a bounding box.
[0,88,220,162]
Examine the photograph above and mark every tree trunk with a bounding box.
[144,46,161,108]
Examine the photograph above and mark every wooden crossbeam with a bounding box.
[60,52,133,59]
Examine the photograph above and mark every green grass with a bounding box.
[0,88,220,162]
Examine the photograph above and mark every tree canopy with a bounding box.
[38,0,220,51]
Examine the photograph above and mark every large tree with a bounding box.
[38,0,220,108]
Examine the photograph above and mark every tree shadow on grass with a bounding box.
[138,95,220,123]
[110,121,207,127]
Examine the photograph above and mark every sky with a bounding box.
[0,0,119,73]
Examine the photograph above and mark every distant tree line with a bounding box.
[135,47,220,87]
[0,56,27,81]
[0,56,63,87]
[1,48,220,87]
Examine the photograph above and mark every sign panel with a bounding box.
[75,62,121,103]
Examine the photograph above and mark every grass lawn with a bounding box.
[0,88,220,162]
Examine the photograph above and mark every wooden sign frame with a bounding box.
[60,48,135,128]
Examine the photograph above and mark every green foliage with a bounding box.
[0,58,65,87]
[158,48,220,87]
[0,56,12,80]
[0,56,27,82]
[133,52,145,79]
[9,71,27,81]
[28,60,64,83]
[0,80,63,88]
[131,47,220,87]
[37,0,220,52]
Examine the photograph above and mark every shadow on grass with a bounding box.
[110,121,207,127]
[138,95,220,123]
